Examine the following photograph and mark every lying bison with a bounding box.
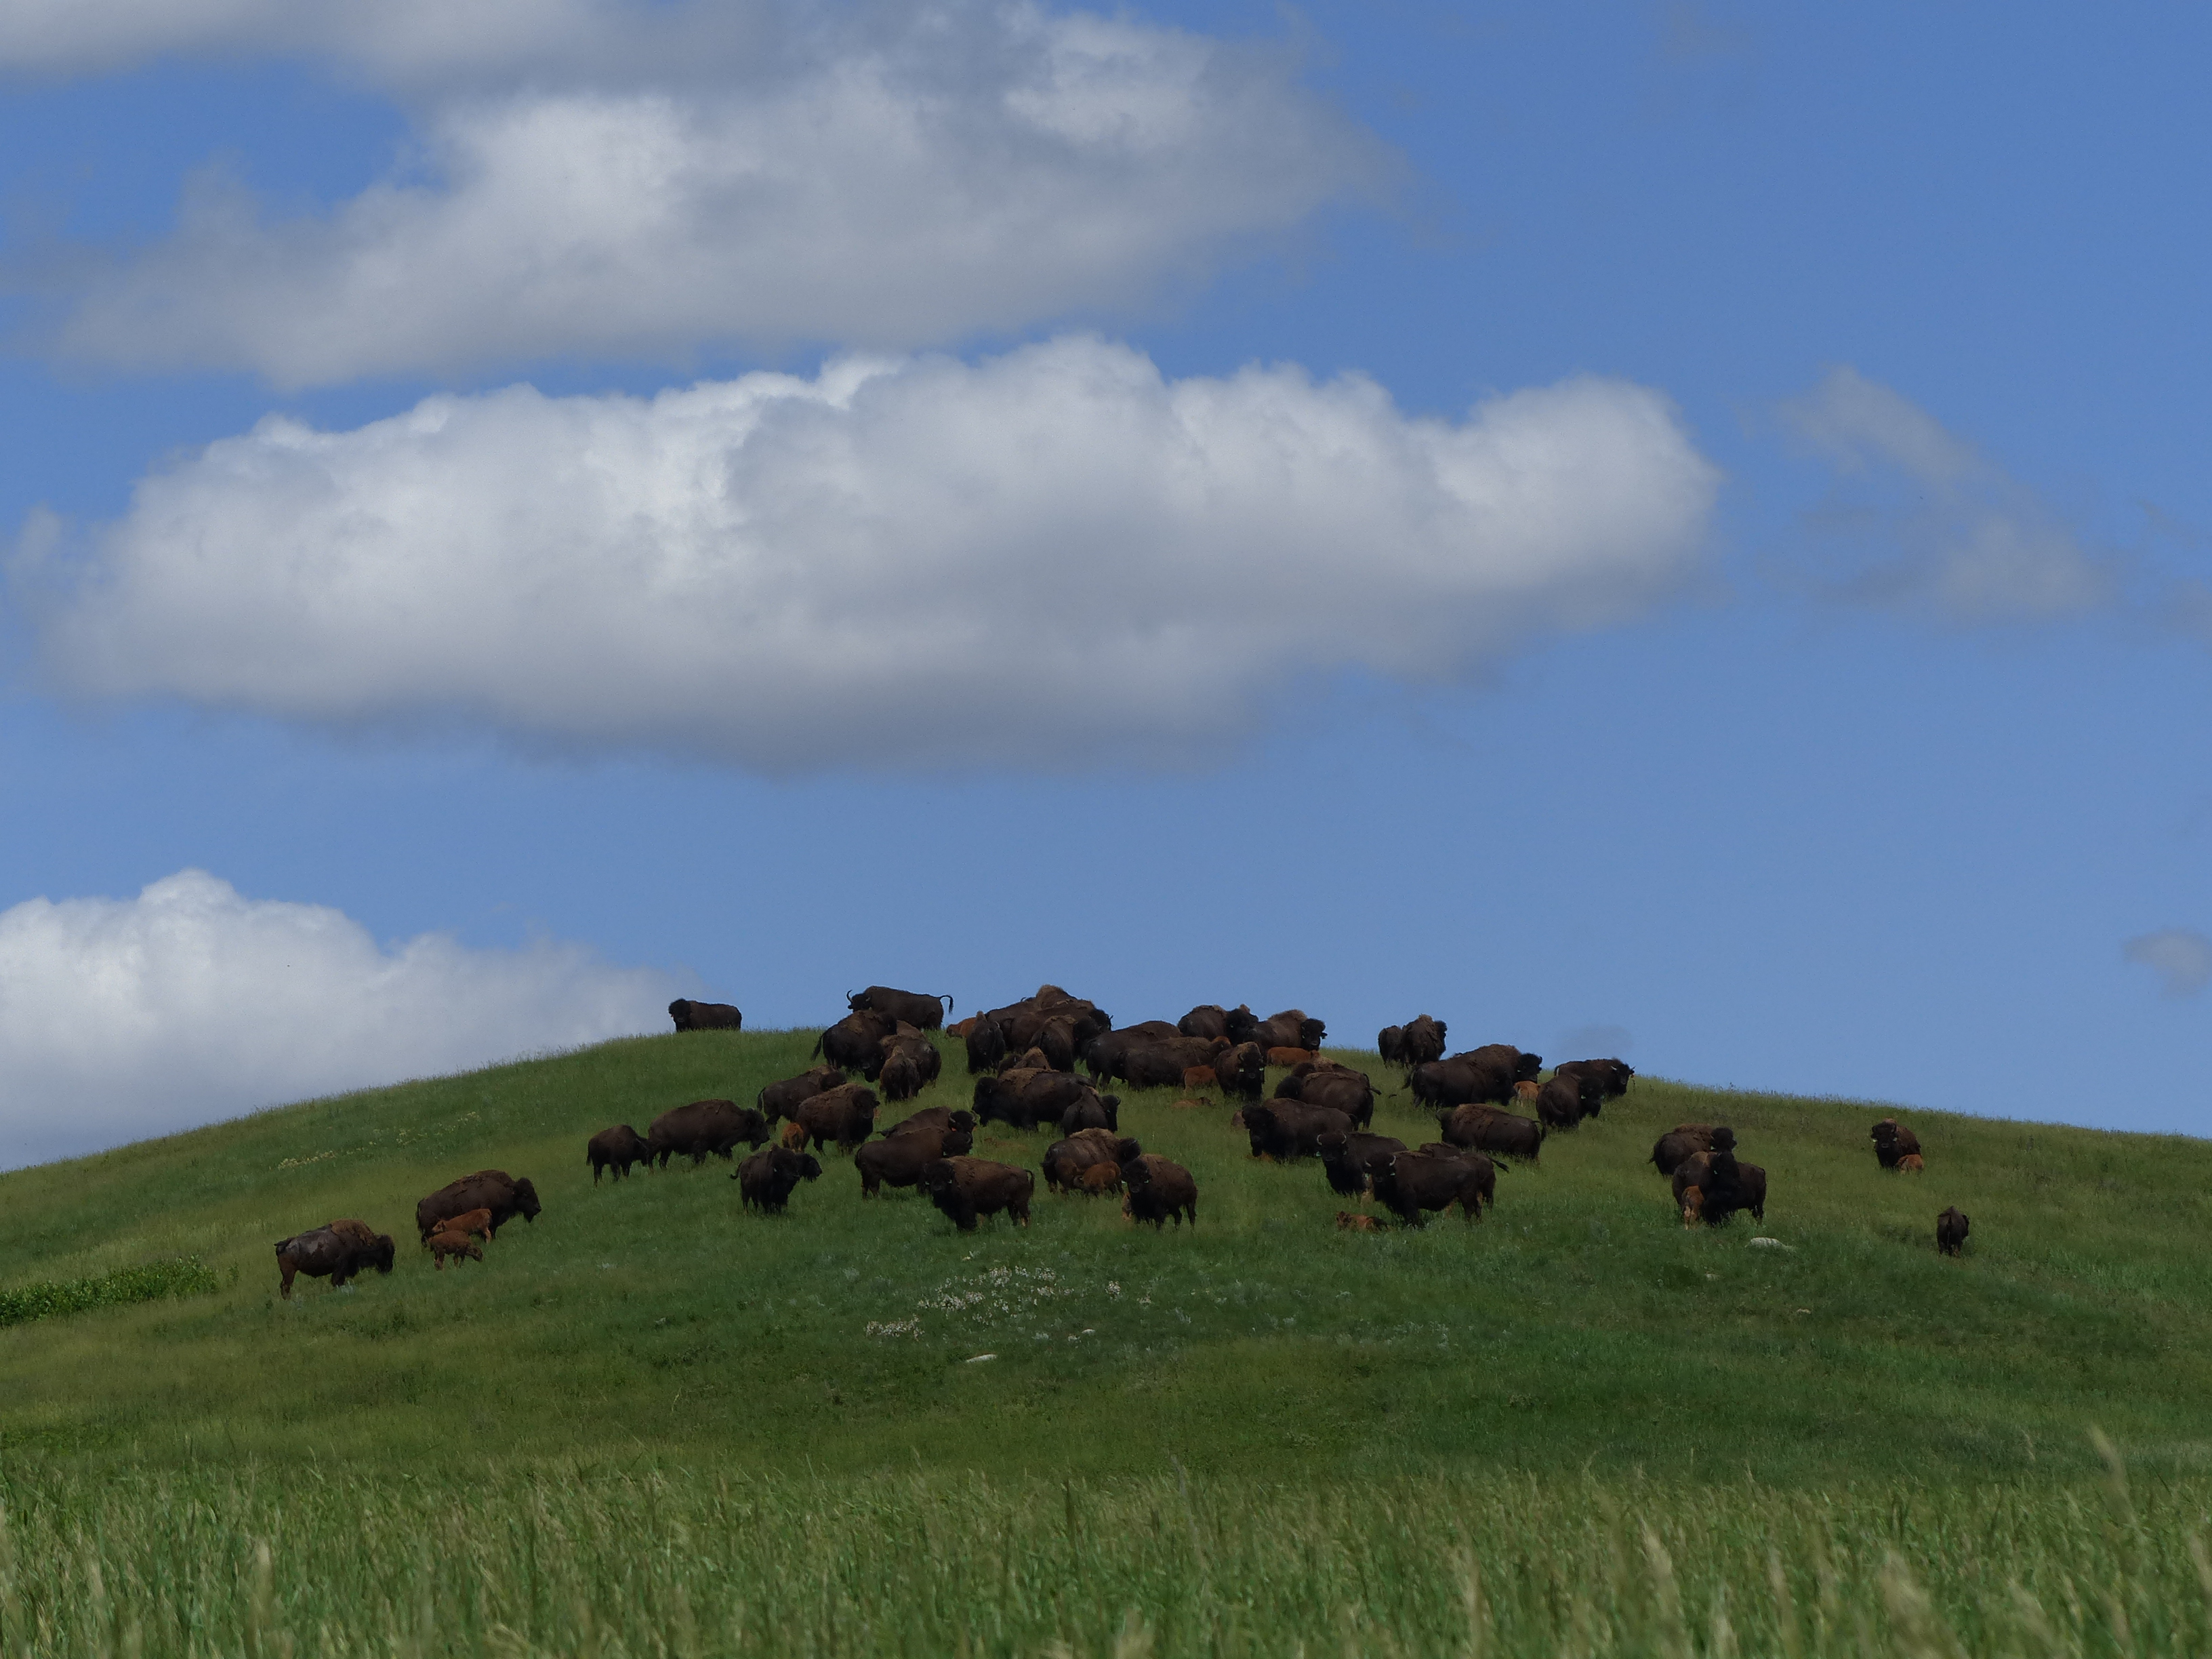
[885,1106,975,1141]
[648,1100,771,1168]
[921,1158,1035,1231]
[1937,1206,1969,1256]
[847,986,954,1030]
[417,1171,539,1241]
[1373,1149,1494,1226]
[792,1083,880,1153]
[276,1221,395,1298]
[1872,1118,1923,1170]
[735,1145,823,1212]
[668,998,742,1032]
[1122,1153,1197,1229]
[758,1065,845,1122]
[586,1124,650,1183]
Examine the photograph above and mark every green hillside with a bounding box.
[1,1029,2205,1482]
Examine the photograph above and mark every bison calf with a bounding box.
[432,1207,493,1244]
[1937,1206,1969,1256]
[1335,1210,1380,1233]
[1898,1152,1925,1174]
[428,1229,483,1269]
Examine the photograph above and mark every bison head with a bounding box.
[1120,1156,1153,1188]
[792,1152,824,1182]
[1114,1136,1143,1164]
[513,1178,542,1221]
[369,1235,396,1274]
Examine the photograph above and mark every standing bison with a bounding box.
[757,1065,844,1122]
[1372,1149,1494,1226]
[1872,1118,1923,1170]
[792,1084,880,1153]
[1228,1008,1327,1050]
[1551,1058,1633,1107]
[417,1172,539,1241]
[1441,1105,1543,1162]
[1121,1153,1197,1229]
[853,1118,972,1196]
[1399,1015,1448,1068]
[1650,1125,1715,1176]
[847,986,954,1030]
[735,1145,823,1213]
[921,1158,1036,1231]
[816,1008,899,1075]
[668,999,742,1031]
[647,1101,771,1168]
[275,1222,395,1298]
[1936,1206,1969,1256]
[586,1124,650,1183]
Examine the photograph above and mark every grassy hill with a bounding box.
[5,1029,2212,1655]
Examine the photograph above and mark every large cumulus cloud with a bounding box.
[33,3,1389,384]
[23,336,1721,769]
[0,870,676,1167]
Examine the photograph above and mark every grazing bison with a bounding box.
[1044,1129,1142,1193]
[847,986,954,1031]
[1551,1058,1634,1107]
[921,1158,1035,1231]
[586,1125,651,1183]
[1274,1067,1374,1129]
[668,998,743,1032]
[648,1100,771,1168]
[1242,1100,1354,1162]
[1120,1153,1197,1229]
[1937,1206,1969,1256]
[1373,1150,1495,1226]
[1179,1004,1238,1042]
[1336,1210,1381,1233]
[1088,1032,1225,1088]
[757,1065,845,1123]
[1317,1130,1408,1198]
[854,1121,970,1197]
[1442,1105,1544,1162]
[1650,1125,1716,1177]
[1535,1074,1586,1132]
[792,1084,880,1153]
[735,1145,823,1213]
[1377,1025,1406,1065]
[964,1017,1008,1074]
[428,1229,482,1269]
[1872,1118,1923,1170]
[275,1223,395,1298]
[417,1172,539,1241]
[1400,1015,1448,1068]
[973,1069,1090,1131]
[816,1008,900,1075]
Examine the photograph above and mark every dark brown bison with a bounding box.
[586,1124,650,1183]
[847,986,953,1030]
[1273,1066,1374,1129]
[416,1172,539,1241]
[1534,1074,1586,1131]
[1551,1057,1633,1107]
[964,1017,1007,1074]
[1210,1042,1266,1100]
[1442,1105,1544,1162]
[1179,1004,1239,1042]
[921,1158,1035,1231]
[879,1048,926,1103]
[1116,1036,1231,1089]
[816,1008,899,1075]
[1671,1134,1765,1224]
[1242,1100,1354,1162]
[648,1100,771,1168]
[668,998,743,1031]
[792,1084,880,1153]
[1044,1129,1142,1193]
[1456,1043,1542,1082]
[757,1065,846,1122]
[1083,1028,1204,1084]
[886,1106,975,1141]
[1121,1152,1197,1229]
[1002,998,1111,1055]
[735,1145,823,1212]
[972,1067,1090,1130]
[275,1222,395,1297]
[1377,1025,1406,1065]
[1317,1130,1408,1198]
[1229,1008,1327,1050]
[853,1120,970,1196]
[1030,1015,1083,1073]
[1373,1149,1494,1226]
[1937,1206,1969,1256]
[1400,1015,1448,1068]
[1872,1118,1923,1170]
[1650,1124,1715,1176]
[1058,1090,1121,1134]
[1408,1056,1515,1113]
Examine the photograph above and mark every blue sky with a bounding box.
[3,1,2209,1166]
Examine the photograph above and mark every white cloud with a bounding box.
[39,5,1388,384]
[21,336,1721,769]
[1777,367,2112,621]
[0,870,677,1167]
[2123,928,2212,998]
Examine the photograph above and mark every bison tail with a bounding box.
[938,994,955,1011]
[809,1034,824,1059]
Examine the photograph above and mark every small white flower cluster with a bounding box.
[864,1318,922,1340]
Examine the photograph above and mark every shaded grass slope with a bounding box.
[1,1030,2206,1485]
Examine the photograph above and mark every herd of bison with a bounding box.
[271,984,1972,1297]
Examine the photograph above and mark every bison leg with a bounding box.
[279,1263,295,1298]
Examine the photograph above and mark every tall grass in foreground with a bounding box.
[5,1451,2210,1657]
[0,1259,219,1330]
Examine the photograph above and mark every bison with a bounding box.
[1273,1067,1374,1129]
[1409,1057,1514,1114]
[735,1145,823,1212]
[1179,1004,1239,1042]
[1441,1105,1544,1162]
[1399,1015,1448,1068]
[921,1158,1035,1231]
[433,1207,493,1243]
[586,1125,651,1183]
[428,1229,482,1269]
[847,986,954,1030]
[1650,1125,1715,1176]
[1377,1025,1406,1065]
[1373,1150,1494,1226]
[879,1048,925,1103]
[1316,1130,1408,1198]
[1937,1206,1969,1256]
[1336,1210,1381,1233]
[668,998,742,1032]
[1671,1135,1766,1224]
[1088,1033,1225,1088]
[417,1172,539,1242]
[792,1084,880,1153]
[1897,1152,1926,1174]
[1120,1153,1197,1229]
[1551,1057,1633,1107]
[853,1121,970,1197]
[1079,1163,1122,1196]
[1210,1042,1267,1100]
[757,1065,846,1123]
[1058,1090,1121,1135]
[886,1106,975,1141]
[964,1017,1008,1075]
[1229,1008,1327,1050]
[648,1100,771,1168]
[1044,1129,1142,1193]
[1534,1074,1586,1132]
[816,1008,899,1075]
[974,1068,1094,1130]
[275,1222,395,1298]
[1872,1118,1923,1170]
[1241,1100,1354,1162]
